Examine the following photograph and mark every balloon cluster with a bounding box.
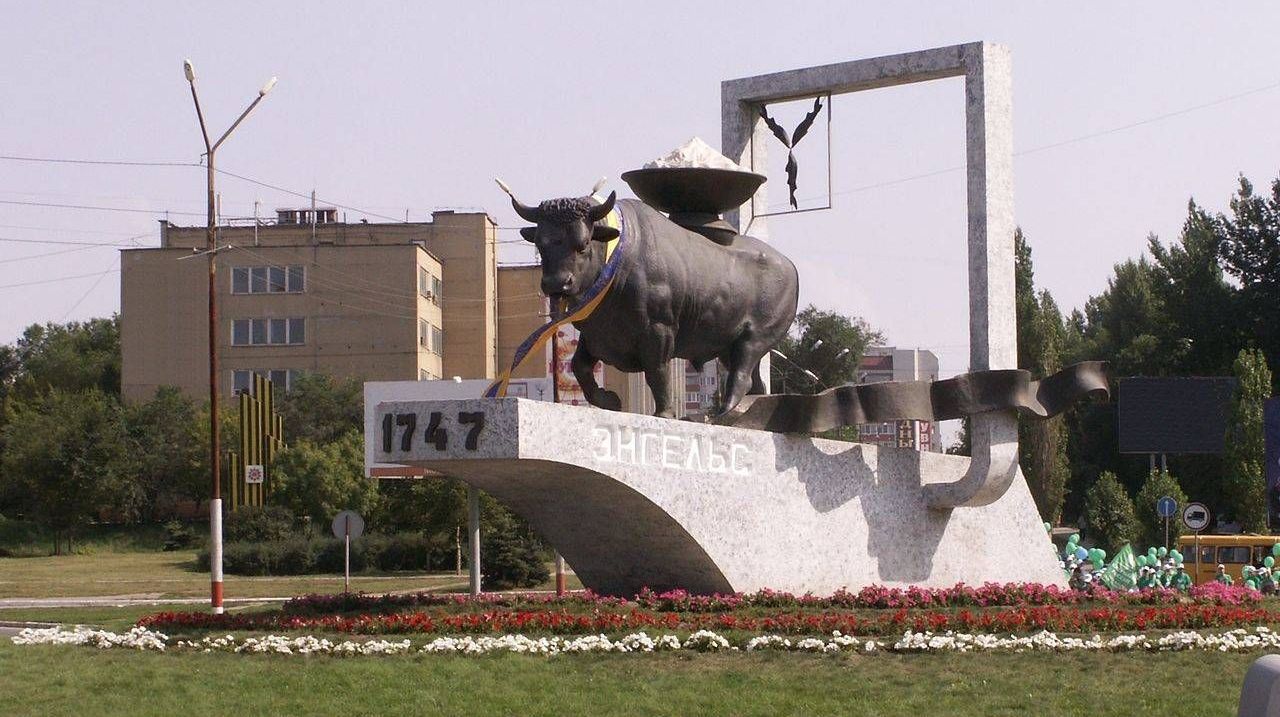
[1134,546,1190,590]
[1241,543,1280,593]
[1060,533,1111,589]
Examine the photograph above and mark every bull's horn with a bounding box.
[587,191,616,223]
[590,177,608,196]
[495,177,540,223]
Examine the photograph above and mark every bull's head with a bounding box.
[497,179,618,305]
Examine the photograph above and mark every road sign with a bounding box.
[1156,496,1178,519]
[1182,502,1210,532]
[244,464,264,484]
[331,510,365,540]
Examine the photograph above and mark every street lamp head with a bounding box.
[183,59,196,83]
[259,76,278,96]
[812,339,824,350]
[835,347,851,360]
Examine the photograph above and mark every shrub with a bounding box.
[196,532,454,576]
[223,505,297,543]
[198,537,315,575]
[1084,472,1138,553]
[162,520,196,551]
[367,533,452,572]
[315,537,368,573]
[1135,469,1189,549]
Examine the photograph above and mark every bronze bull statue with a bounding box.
[501,181,799,418]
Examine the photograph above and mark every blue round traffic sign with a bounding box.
[1156,496,1178,519]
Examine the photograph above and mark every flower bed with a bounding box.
[279,582,1261,617]
[139,602,1280,638]
[16,625,1280,657]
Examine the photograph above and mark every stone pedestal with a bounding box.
[372,397,1063,596]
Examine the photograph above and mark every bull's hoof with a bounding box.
[592,390,622,412]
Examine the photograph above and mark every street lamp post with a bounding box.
[183,60,276,614]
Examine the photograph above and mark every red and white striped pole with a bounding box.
[210,498,224,614]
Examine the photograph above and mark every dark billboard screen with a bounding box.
[1118,377,1236,455]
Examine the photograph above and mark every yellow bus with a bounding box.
[1176,535,1280,585]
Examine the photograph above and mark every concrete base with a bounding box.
[373,398,1063,596]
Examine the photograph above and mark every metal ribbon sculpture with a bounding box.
[716,361,1110,433]
[484,181,625,400]
[760,96,824,209]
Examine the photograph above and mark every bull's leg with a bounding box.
[644,361,673,418]
[717,335,768,415]
[571,343,621,411]
[749,361,766,394]
[640,327,675,418]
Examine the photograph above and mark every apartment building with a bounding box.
[855,346,942,452]
[121,208,498,402]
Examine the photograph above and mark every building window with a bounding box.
[233,368,300,395]
[233,370,252,394]
[232,268,249,294]
[288,318,305,344]
[268,266,287,293]
[232,318,306,346]
[419,267,441,304]
[231,265,305,294]
[232,320,250,346]
[269,318,288,345]
[419,320,443,355]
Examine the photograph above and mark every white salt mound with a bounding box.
[643,137,746,172]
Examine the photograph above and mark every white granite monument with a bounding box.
[368,42,1068,595]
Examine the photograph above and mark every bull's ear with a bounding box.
[520,227,538,243]
[592,224,619,242]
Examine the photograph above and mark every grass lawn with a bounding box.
[0,550,490,599]
[0,641,1253,716]
[0,602,284,630]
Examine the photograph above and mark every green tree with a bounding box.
[1149,206,1243,376]
[478,497,550,590]
[119,387,207,522]
[276,373,363,445]
[1135,469,1188,550]
[0,390,125,553]
[8,317,121,400]
[376,477,467,535]
[1083,472,1138,553]
[1216,176,1280,392]
[270,430,381,526]
[1014,230,1072,523]
[1224,348,1272,533]
[771,305,882,394]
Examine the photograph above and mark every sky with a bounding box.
[3,1,1279,387]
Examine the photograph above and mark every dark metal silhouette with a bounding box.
[760,96,824,209]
